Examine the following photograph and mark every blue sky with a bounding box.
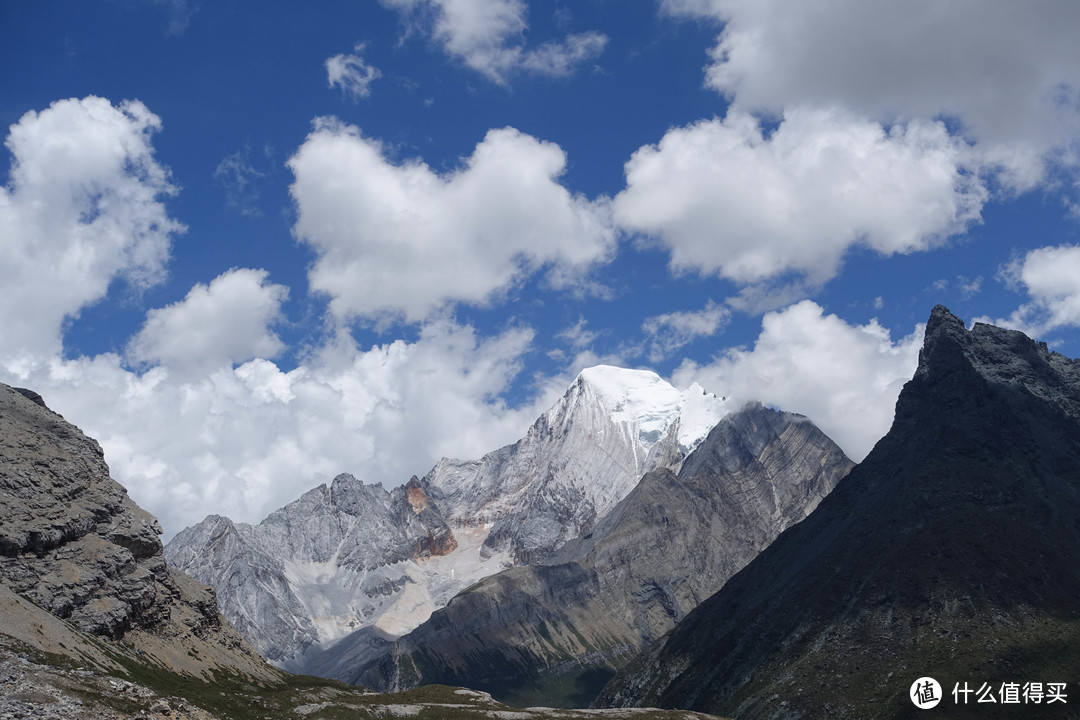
[3,0,1080,538]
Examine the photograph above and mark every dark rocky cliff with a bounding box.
[597,306,1080,719]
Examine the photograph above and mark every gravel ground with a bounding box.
[0,647,218,720]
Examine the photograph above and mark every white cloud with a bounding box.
[517,31,607,78]
[615,109,985,288]
[0,96,184,368]
[6,319,558,540]
[673,300,923,461]
[288,120,615,323]
[662,0,1080,155]
[127,268,288,377]
[995,244,1080,335]
[380,0,606,83]
[642,300,730,361]
[326,43,382,100]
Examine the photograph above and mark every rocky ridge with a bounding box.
[326,403,853,708]
[165,473,458,663]
[166,366,728,667]
[597,306,1080,719]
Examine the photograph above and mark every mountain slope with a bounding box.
[597,306,1080,719]
[326,403,853,707]
[166,474,462,664]
[0,382,275,683]
[166,365,727,666]
[422,365,729,563]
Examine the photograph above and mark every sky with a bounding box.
[2,0,1080,540]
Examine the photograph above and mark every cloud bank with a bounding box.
[662,0,1080,153]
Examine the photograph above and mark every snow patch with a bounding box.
[677,382,729,453]
[372,525,511,639]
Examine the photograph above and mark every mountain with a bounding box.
[0,381,729,719]
[597,306,1080,719]
[421,365,729,564]
[166,365,729,666]
[318,403,853,708]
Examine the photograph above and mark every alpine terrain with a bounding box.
[0,380,729,719]
[597,306,1080,719]
[329,402,853,708]
[165,366,730,667]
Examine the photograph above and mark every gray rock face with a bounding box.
[597,306,1080,719]
[0,383,168,637]
[0,383,274,682]
[166,474,457,663]
[330,403,853,708]
[422,366,729,564]
[167,365,727,666]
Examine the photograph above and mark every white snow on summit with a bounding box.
[576,365,728,456]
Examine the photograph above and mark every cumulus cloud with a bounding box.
[288,120,615,322]
[673,300,923,461]
[642,300,730,361]
[326,43,382,100]
[0,96,184,368]
[661,0,1080,155]
[7,319,560,540]
[127,268,288,377]
[380,0,606,83]
[615,109,985,289]
[994,245,1080,336]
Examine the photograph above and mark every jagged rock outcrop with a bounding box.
[330,403,853,707]
[166,472,459,663]
[598,306,1080,719]
[166,365,728,667]
[0,383,274,682]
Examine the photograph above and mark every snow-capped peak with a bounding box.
[575,365,728,455]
